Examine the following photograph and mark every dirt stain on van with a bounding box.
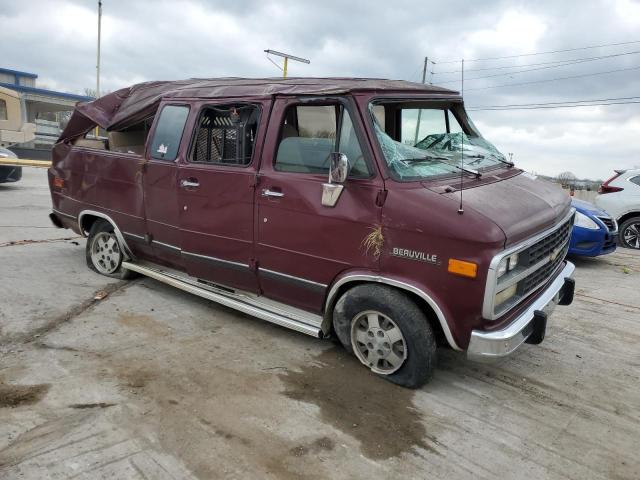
[279,347,438,460]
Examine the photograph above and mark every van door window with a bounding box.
[150,105,190,161]
[275,104,370,177]
[190,104,259,166]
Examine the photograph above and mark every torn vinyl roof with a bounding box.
[59,77,458,141]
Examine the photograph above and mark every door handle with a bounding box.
[262,188,284,198]
[180,178,199,188]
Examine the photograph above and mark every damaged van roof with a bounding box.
[61,77,458,140]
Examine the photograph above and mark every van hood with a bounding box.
[440,172,571,246]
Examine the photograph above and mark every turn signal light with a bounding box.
[53,176,65,188]
[448,259,478,278]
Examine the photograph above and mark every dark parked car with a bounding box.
[0,147,22,183]
[568,198,617,257]
[48,78,575,388]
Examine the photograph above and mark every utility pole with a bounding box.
[97,0,102,98]
[94,0,102,138]
[413,56,428,145]
[264,50,310,78]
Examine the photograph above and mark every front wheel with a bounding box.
[85,219,135,279]
[619,217,640,249]
[332,284,436,388]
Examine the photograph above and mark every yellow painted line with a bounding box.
[0,158,51,168]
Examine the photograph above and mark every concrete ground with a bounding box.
[1,169,639,480]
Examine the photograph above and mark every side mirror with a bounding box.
[322,152,348,208]
[329,152,348,184]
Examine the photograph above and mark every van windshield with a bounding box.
[370,102,509,181]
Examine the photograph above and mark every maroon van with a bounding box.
[48,78,575,388]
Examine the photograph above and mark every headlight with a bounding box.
[497,253,519,277]
[495,284,518,307]
[574,211,599,230]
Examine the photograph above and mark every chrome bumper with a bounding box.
[467,261,575,362]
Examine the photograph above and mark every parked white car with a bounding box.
[595,169,640,249]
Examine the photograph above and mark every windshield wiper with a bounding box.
[403,156,482,178]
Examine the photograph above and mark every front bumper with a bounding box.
[0,165,22,183]
[569,226,616,257]
[467,261,575,362]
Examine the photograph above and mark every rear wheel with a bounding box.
[332,284,436,388]
[619,216,640,249]
[85,220,135,279]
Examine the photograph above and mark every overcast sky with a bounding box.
[2,0,639,179]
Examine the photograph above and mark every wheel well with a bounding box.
[79,214,102,236]
[324,281,449,348]
[617,212,640,226]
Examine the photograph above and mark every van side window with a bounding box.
[150,105,189,161]
[191,104,259,166]
[275,105,370,178]
[74,117,153,154]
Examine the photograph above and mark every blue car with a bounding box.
[569,198,617,257]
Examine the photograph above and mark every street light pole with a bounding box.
[264,50,310,78]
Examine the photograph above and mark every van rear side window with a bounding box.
[190,104,260,166]
[150,105,190,161]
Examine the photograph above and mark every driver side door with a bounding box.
[255,96,383,313]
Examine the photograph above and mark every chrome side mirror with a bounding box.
[328,152,348,184]
[322,152,348,207]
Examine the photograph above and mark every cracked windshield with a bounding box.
[371,103,508,180]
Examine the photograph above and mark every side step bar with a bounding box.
[122,261,323,338]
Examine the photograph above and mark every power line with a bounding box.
[436,39,640,64]
[468,100,640,111]
[469,96,640,109]
[464,65,640,91]
[435,51,640,84]
[433,50,640,76]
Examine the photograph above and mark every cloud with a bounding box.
[0,0,638,178]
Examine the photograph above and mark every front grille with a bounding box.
[487,211,574,319]
[520,240,569,294]
[597,216,615,231]
[525,217,573,266]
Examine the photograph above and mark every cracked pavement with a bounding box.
[0,169,639,479]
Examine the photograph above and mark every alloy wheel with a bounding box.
[622,222,640,249]
[351,310,407,375]
[90,231,122,274]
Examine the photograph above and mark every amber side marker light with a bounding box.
[448,259,478,278]
[53,177,65,188]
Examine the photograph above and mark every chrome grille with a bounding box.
[520,240,570,294]
[524,217,573,267]
[483,210,575,320]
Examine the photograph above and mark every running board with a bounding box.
[122,261,323,338]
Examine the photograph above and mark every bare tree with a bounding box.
[83,88,97,98]
[556,171,577,188]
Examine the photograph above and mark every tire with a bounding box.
[619,216,640,249]
[85,219,136,279]
[332,284,436,389]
